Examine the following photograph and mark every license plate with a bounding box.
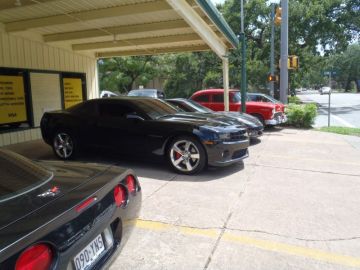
[74,234,105,270]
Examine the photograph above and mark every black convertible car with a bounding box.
[41,97,249,174]
[0,149,141,270]
[166,98,264,138]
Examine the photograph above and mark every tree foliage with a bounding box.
[98,0,359,96]
[98,56,159,94]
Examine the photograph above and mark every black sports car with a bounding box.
[0,149,141,270]
[40,97,249,175]
[166,98,264,138]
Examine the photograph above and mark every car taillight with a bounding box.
[15,244,53,270]
[114,185,126,207]
[126,175,136,194]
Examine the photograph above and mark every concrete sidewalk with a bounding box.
[4,128,360,270]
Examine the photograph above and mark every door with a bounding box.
[96,101,147,154]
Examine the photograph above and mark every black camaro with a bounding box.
[0,149,141,270]
[41,97,249,174]
[166,98,264,138]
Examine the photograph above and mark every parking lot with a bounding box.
[6,128,360,270]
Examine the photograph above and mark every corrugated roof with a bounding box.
[0,0,238,58]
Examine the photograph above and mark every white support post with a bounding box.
[223,57,230,111]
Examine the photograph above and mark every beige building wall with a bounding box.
[0,30,98,147]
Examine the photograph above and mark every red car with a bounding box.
[190,89,287,126]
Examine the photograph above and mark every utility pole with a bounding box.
[240,0,247,112]
[279,0,288,104]
[269,1,276,97]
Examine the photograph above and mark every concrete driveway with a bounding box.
[5,128,360,270]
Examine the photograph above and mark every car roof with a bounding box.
[129,89,162,92]
[192,89,239,95]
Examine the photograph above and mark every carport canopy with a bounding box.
[0,0,239,110]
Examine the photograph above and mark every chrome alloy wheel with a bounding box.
[170,140,201,172]
[53,133,74,159]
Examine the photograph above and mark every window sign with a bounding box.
[0,75,27,125]
[63,78,83,109]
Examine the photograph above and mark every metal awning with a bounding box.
[0,0,238,58]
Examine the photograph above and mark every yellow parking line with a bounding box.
[223,233,360,268]
[132,219,360,268]
[264,154,360,166]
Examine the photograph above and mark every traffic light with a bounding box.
[289,55,299,69]
[274,7,282,26]
[267,74,277,82]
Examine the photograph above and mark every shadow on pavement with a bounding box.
[5,139,245,182]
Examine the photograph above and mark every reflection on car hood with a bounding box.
[215,112,263,127]
[0,160,112,232]
[158,112,247,129]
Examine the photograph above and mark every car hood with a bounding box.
[158,112,246,128]
[0,160,113,232]
[215,112,263,127]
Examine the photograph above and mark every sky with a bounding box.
[211,0,226,5]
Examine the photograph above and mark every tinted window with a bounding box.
[186,100,213,113]
[0,149,52,202]
[194,94,209,102]
[213,94,224,103]
[133,99,178,119]
[68,101,97,116]
[167,101,189,112]
[99,103,135,118]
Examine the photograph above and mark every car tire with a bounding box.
[167,136,206,175]
[52,130,78,160]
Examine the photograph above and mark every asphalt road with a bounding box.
[298,92,360,128]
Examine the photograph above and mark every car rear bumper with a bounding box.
[205,139,250,167]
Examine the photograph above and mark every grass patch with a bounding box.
[319,126,360,137]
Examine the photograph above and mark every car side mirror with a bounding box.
[126,113,144,121]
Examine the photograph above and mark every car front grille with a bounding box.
[224,130,248,142]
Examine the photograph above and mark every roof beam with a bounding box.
[96,45,209,58]
[166,0,227,58]
[0,0,56,11]
[72,33,202,51]
[44,20,190,43]
[5,0,172,32]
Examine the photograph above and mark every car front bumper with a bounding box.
[265,113,287,126]
[248,126,264,138]
[205,139,250,167]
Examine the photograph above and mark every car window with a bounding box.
[99,103,135,118]
[186,100,213,113]
[213,94,224,103]
[194,94,209,103]
[68,101,97,116]
[0,149,53,202]
[232,92,241,102]
[133,99,178,119]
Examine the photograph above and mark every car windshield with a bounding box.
[0,149,53,202]
[185,100,213,113]
[261,94,281,103]
[128,90,156,98]
[133,99,178,119]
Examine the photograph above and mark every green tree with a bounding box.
[98,56,159,94]
[328,44,360,91]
